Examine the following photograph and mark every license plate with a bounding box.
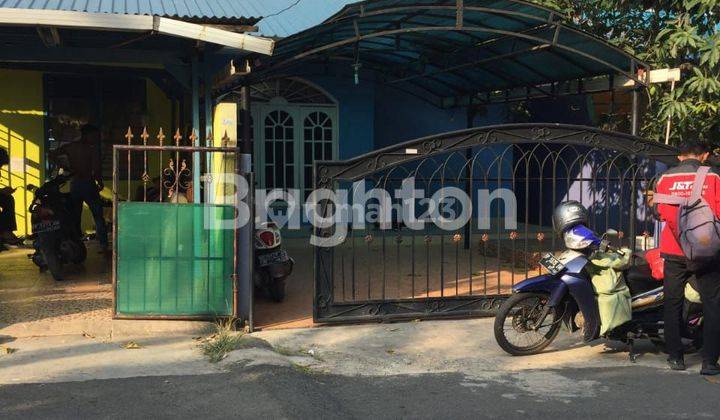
[539,253,566,275]
[257,249,289,267]
[32,220,61,233]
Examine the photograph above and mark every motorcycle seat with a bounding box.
[625,263,662,297]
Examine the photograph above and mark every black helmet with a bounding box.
[552,201,588,234]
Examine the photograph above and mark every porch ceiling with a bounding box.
[0,24,206,99]
[229,0,650,108]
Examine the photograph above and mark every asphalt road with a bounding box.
[1,364,718,419]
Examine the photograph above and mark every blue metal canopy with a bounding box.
[234,0,649,108]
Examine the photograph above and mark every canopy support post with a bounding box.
[464,102,475,250]
[631,89,640,136]
[191,54,201,202]
[236,82,254,331]
[204,52,213,174]
[240,84,252,154]
[630,63,640,136]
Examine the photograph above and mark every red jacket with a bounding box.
[654,159,720,257]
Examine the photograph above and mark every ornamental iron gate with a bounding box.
[313,124,678,323]
[112,127,252,319]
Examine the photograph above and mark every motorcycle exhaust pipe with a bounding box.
[631,287,664,310]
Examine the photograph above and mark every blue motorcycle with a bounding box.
[493,224,704,359]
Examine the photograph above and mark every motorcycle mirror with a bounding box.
[604,228,619,237]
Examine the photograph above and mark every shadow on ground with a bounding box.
[0,245,111,330]
[1,363,718,419]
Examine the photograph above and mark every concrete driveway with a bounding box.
[251,317,713,391]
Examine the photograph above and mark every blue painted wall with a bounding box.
[526,94,593,125]
[293,68,595,156]
[304,73,376,160]
[373,85,469,148]
[259,68,627,235]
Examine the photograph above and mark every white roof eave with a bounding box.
[0,7,274,55]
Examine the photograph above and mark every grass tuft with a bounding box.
[200,318,245,363]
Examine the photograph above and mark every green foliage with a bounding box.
[530,0,720,145]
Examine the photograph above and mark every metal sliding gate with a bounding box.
[112,128,252,320]
[313,124,677,323]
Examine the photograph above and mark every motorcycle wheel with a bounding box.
[494,293,562,356]
[268,277,287,303]
[31,252,48,272]
[71,240,87,264]
[39,240,64,281]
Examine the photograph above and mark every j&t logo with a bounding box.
[668,181,694,191]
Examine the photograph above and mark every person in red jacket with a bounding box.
[654,140,720,375]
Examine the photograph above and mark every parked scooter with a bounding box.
[27,172,87,281]
[254,222,294,302]
[494,201,703,360]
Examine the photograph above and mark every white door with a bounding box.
[254,105,300,191]
[299,108,338,199]
[254,104,338,199]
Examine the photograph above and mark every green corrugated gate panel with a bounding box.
[116,202,234,316]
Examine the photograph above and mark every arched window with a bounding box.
[303,111,334,198]
[252,78,338,195]
[263,110,294,189]
[252,78,336,105]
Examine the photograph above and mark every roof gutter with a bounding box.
[0,8,274,55]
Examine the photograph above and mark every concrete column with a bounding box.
[191,55,201,203]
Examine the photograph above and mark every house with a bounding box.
[0,0,644,236]
[0,1,673,329]
[0,1,274,235]
[217,0,646,214]
[208,0,668,328]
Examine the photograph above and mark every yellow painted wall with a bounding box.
[211,102,237,204]
[146,78,174,145]
[84,78,175,231]
[0,70,44,237]
[0,71,176,237]
[213,102,238,147]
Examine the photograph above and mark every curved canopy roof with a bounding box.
[236,0,649,108]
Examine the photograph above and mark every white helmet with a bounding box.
[552,201,588,234]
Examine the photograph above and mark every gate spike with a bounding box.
[124,126,134,144]
[221,130,230,147]
[206,129,213,146]
[157,127,166,146]
[173,128,182,146]
[189,129,198,146]
[140,126,149,145]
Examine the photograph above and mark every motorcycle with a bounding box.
[254,222,294,302]
[27,172,87,281]
[494,224,703,360]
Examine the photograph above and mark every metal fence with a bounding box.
[313,124,678,323]
[112,127,252,320]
